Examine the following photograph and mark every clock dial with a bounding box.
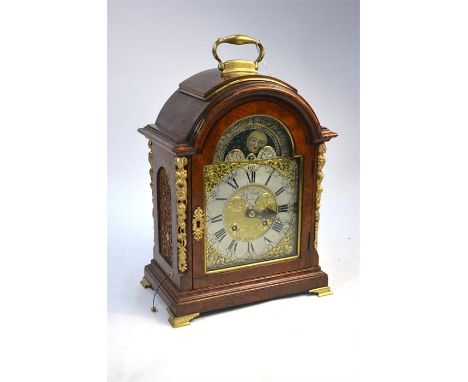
[214,115,294,163]
[204,157,300,273]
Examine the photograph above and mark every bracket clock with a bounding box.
[138,35,338,327]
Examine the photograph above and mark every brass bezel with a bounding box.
[203,155,303,275]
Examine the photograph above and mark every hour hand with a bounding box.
[245,207,276,219]
[259,208,276,219]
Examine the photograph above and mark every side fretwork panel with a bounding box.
[149,140,193,290]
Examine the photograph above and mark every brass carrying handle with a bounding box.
[212,34,265,73]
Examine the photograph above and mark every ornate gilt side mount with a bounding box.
[148,140,153,189]
[192,207,204,241]
[175,157,188,272]
[314,143,326,249]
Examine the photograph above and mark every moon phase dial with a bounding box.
[213,115,294,163]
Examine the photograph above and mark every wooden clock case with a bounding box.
[138,67,337,327]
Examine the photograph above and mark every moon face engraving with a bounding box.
[246,130,268,154]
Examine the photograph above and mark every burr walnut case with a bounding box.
[138,35,337,327]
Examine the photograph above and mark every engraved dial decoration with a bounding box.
[204,157,300,273]
[214,115,293,163]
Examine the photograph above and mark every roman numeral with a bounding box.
[264,237,272,244]
[274,186,285,197]
[272,221,283,233]
[215,197,227,201]
[277,204,289,213]
[214,228,227,242]
[211,214,223,223]
[226,178,239,189]
[246,170,256,183]
[228,239,238,252]
[265,172,273,186]
[247,241,255,253]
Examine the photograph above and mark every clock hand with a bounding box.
[259,208,276,219]
[245,207,276,219]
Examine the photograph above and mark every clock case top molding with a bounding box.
[138,67,337,320]
[138,68,337,155]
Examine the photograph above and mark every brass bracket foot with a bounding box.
[140,277,151,289]
[309,286,333,297]
[167,308,200,328]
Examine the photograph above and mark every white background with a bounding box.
[1,1,467,382]
[108,1,359,381]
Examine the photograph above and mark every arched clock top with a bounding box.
[137,68,337,156]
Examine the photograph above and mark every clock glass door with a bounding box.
[191,103,315,288]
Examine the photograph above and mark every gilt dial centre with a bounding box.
[223,184,277,241]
